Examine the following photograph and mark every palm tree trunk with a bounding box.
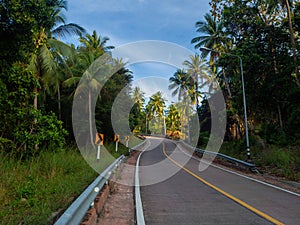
[186,103,191,144]
[88,89,94,147]
[222,66,232,99]
[285,0,300,88]
[58,85,62,120]
[34,87,38,111]
[33,87,38,150]
[277,100,283,130]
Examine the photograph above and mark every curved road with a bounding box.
[138,137,300,225]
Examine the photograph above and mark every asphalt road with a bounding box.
[138,137,300,225]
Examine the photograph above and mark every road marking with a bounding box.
[162,142,285,225]
[176,141,300,197]
[135,140,151,225]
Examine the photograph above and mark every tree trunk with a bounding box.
[285,0,300,88]
[58,85,62,120]
[186,103,191,144]
[33,86,38,150]
[88,89,94,147]
[222,66,232,99]
[34,87,38,111]
[277,100,283,130]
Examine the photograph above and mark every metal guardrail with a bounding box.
[130,139,147,151]
[54,155,124,225]
[179,140,256,170]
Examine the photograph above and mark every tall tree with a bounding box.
[79,30,114,57]
[147,92,166,117]
[191,13,231,64]
[277,0,299,88]
[28,0,85,111]
[182,54,210,110]
[130,87,145,132]
[169,70,194,142]
[166,104,181,132]
[168,69,191,101]
[191,12,232,98]
[132,87,145,109]
[146,92,166,135]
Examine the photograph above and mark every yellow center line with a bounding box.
[162,142,285,225]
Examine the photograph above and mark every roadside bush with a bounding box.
[14,109,68,157]
[0,137,16,153]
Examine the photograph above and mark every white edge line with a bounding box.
[174,141,300,197]
[135,140,150,225]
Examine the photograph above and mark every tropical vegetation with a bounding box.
[1,0,300,224]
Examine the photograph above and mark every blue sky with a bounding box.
[65,0,211,101]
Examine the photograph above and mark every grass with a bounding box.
[0,138,139,225]
[220,141,300,181]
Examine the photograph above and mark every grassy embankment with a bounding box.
[220,141,300,181]
[0,136,143,225]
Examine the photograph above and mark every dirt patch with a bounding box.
[97,151,140,225]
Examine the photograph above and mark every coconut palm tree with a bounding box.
[130,87,145,132]
[146,92,166,135]
[79,30,114,57]
[168,69,191,101]
[64,50,109,146]
[29,0,85,111]
[191,13,233,98]
[132,87,145,110]
[191,13,231,64]
[169,70,194,142]
[147,92,165,117]
[166,104,181,132]
[50,0,86,39]
[183,54,210,110]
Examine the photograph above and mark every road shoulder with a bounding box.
[97,151,139,225]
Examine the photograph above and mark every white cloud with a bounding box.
[132,76,178,103]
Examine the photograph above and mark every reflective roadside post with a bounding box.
[95,133,104,162]
[114,134,120,152]
[200,47,251,161]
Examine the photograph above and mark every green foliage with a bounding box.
[221,140,300,181]
[0,63,67,157]
[0,137,16,153]
[0,0,59,66]
[193,0,300,148]
[0,148,98,225]
[258,146,300,180]
[14,110,68,156]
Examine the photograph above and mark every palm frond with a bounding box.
[52,23,86,38]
